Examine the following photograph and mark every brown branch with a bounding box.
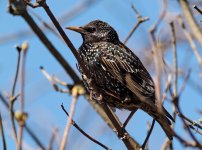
[176,106,202,149]
[0,113,6,150]
[170,22,178,99]
[167,21,178,150]
[1,0,97,44]
[47,128,58,150]
[60,95,78,150]
[8,1,80,83]
[141,119,155,149]
[148,0,168,109]
[178,0,202,47]
[178,69,191,97]
[193,5,202,15]
[61,104,111,150]
[124,4,149,44]
[40,66,70,93]
[9,45,22,142]
[150,0,168,33]
[122,109,137,128]
[0,92,45,149]
[177,113,202,130]
[17,41,28,150]
[177,16,202,66]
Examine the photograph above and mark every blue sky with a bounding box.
[0,0,201,150]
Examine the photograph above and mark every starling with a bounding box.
[67,20,174,139]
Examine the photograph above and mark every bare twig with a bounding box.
[9,45,22,142]
[40,66,70,93]
[176,106,202,149]
[0,92,45,149]
[47,128,58,150]
[61,104,111,150]
[193,5,202,15]
[141,119,155,149]
[149,0,168,110]
[60,95,78,150]
[170,22,178,99]
[0,113,6,150]
[1,0,97,44]
[177,16,202,66]
[178,69,191,97]
[177,113,202,130]
[179,0,202,47]
[8,1,81,83]
[17,41,28,150]
[150,0,168,33]
[124,4,149,44]
[122,109,137,129]
[167,21,178,150]
[30,9,62,39]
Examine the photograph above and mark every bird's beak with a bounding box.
[66,26,85,33]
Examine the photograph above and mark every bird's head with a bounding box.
[66,20,119,44]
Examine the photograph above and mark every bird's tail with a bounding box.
[155,112,174,140]
[141,103,174,140]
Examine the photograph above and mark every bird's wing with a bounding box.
[99,43,155,105]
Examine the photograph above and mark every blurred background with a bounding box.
[0,0,202,149]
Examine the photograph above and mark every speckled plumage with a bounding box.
[67,20,174,140]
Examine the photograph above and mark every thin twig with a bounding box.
[0,113,6,150]
[170,22,178,99]
[122,109,137,129]
[30,9,62,39]
[179,0,202,47]
[149,0,168,111]
[193,5,202,15]
[178,69,191,97]
[16,7,81,83]
[177,113,202,130]
[9,46,22,142]
[40,66,70,93]
[1,0,97,44]
[61,104,111,150]
[17,42,28,150]
[176,106,202,149]
[124,4,149,44]
[141,119,155,149]
[60,95,78,150]
[177,16,202,66]
[47,128,58,150]
[0,92,45,149]
[150,0,168,33]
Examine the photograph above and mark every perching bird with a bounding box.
[66,20,174,140]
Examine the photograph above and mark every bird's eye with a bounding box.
[85,27,96,33]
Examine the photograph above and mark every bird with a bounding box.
[66,20,174,140]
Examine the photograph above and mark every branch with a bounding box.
[0,113,6,150]
[61,104,111,150]
[0,92,45,149]
[9,45,22,142]
[124,4,149,44]
[17,41,28,150]
[178,0,202,47]
[177,15,202,66]
[60,95,78,150]
[141,119,155,149]
[47,128,58,150]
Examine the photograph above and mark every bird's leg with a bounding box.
[122,109,138,128]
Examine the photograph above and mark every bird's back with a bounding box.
[78,41,155,110]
